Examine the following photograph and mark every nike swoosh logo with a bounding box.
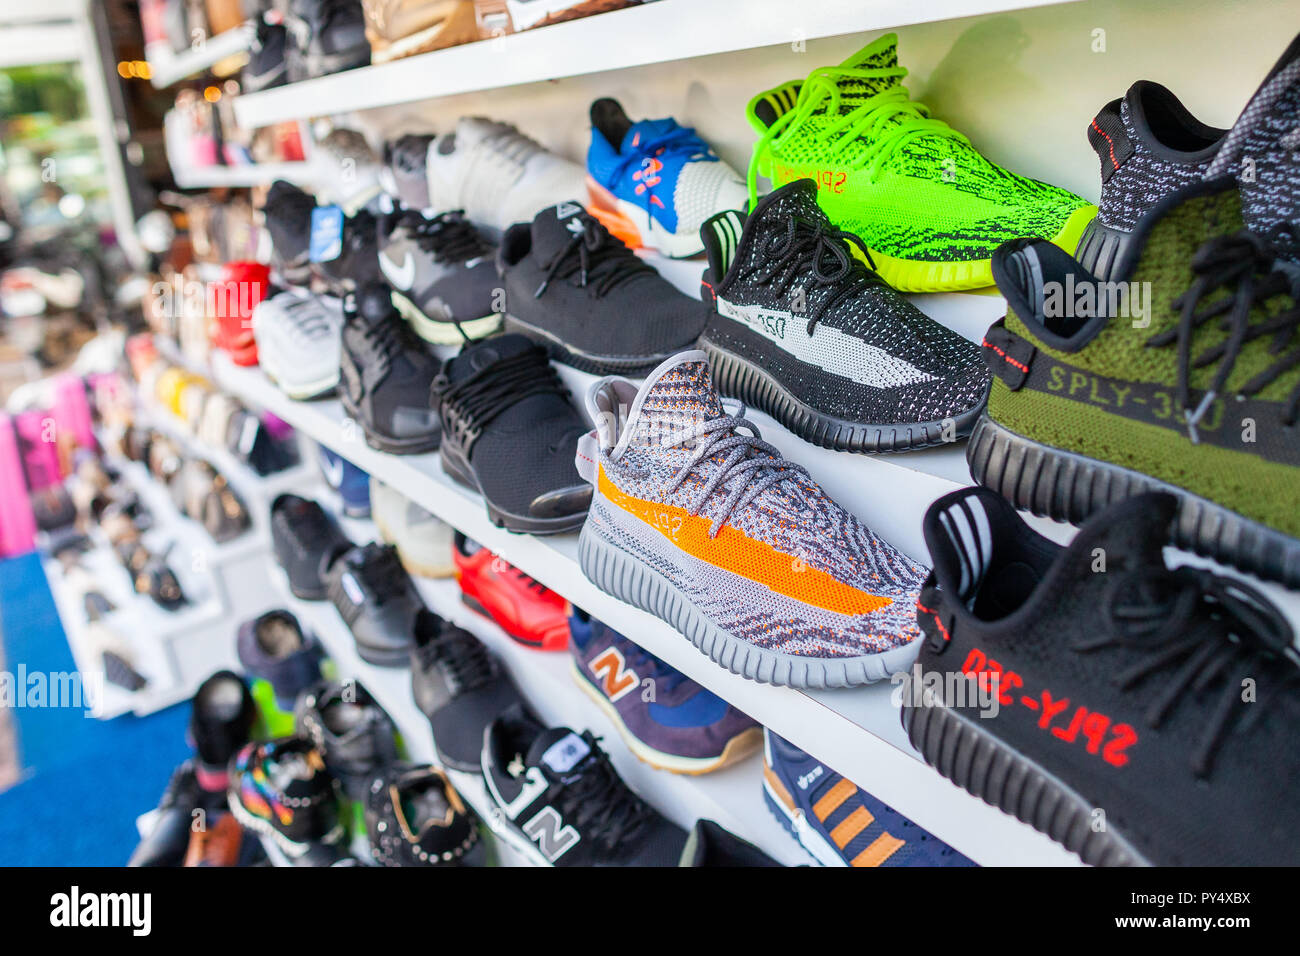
[320,454,344,489]
[379,251,416,290]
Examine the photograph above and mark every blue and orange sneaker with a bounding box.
[568,609,761,775]
[227,737,344,860]
[762,729,974,867]
[586,97,748,259]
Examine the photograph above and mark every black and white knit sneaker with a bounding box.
[697,180,989,453]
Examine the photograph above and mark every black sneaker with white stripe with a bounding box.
[698,180,990,453]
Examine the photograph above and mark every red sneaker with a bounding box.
[209,262,270,366]
[452,532,570,651]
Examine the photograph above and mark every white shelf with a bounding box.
[147,23,254,89]
[171,161,315,190]
[232,0,1079,126]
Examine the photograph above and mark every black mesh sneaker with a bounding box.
[263,180,317,285]
[284,0,370,82]
[410,608,526,773]
[498,202,704,374]
[698,180,990,453]
[481,706,688,867]
[902,486,1300,866]
[378,208,502,344]
[323,541,425,666]
[365,763,484,867]
[338,282,442,454]
[270,493,352,600]
[295,679,401,799]
[433,333,590,533]
[1077,31,1300,278]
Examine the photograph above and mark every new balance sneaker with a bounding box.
[363,0,480,63]
[748,33,1095,292]
[236,609,327,737]
[323,541,425,666]
[576,351,926,688]
[569,608,761,774]
[969,178,1300,587]
[371,478,454,577]
[453,531,571,650]
[263,180,317,284]
[586,97,747,258]
[253,290,344,400]
[382,133,435,210]
[433,334,590,532]
[410,608,526,772]
[903,486,1300,866]
[285,0,371,81]
[317,445,371,518]
[762,730,973,867]
[481,707,687,866]
[1077,32,1300,278]
[425,117,588,235]
[505,0,634,31]
[243,16,289,93]
[338,282,442,454]
[378,208,502,344]
[365,764,484,866]
[698,181,989,452]
[296,678,401,798]
[499,203,703,374]
[270,493,353,599]
[227,737,345,859]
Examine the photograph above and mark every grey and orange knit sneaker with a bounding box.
[574,350,927,689]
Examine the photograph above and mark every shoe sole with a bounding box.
[898,668,1147,866]
[967,413,1300,588]
[863,204,1098,293]
[440,437,589,535]
[367,2,479,62]
[760,764,847,867]
[502,313,685,376]
[577,520,919,688]
[227,787,345,862]
[391,291,502,345]
[585,177,706,259]
[570,659,762,775]
[700,335,987,453]
[354,642,413,667]
[1073,216,1135,282]
[372,508,456,578]
[339,392,441,455]
[260,357,339,402]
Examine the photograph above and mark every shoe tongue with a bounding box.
[526,727,592,778]
[1052,493,1175,581]
[834,32,902,105]
[530,201,598,263]
[623,353,724,452]
[620,118,679,154]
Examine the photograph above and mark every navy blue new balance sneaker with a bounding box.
[762,729,974,867]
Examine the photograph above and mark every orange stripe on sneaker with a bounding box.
[850,832,905,867]
[811,779,857,821]
[829,805,874,849]
[597,469,893,617]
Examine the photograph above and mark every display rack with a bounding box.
[146,22,254,89]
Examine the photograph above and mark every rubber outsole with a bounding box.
[1073,216,1134,282]
[439,437,589,536]
[577,520,920,689]
[459,592,569,652]
[967,413,1300,588]
[390,291,502,345]
[899,670,1146,866]
[699,336,987,453]
[502,314,682,376]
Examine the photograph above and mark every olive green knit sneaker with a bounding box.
[968,176,1300,587]
[747,33,1096,293]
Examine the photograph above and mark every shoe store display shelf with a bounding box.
[232,0,1078,127]
[163,109,315,190]
[147,22,255,90]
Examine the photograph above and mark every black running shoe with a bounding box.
[190,670,257,790]
[244,16,289,92]
[410,608,525,773]
[1077,31,1300,277]
[315,207,382,292]
[338,282,442,454]
[499,202,704,374]
[270,493,352,600]
[383,133,434,210]
[481,707,688,866]
[295,679,401,799]
[323,541,425,666]
[284,0,370,81]
[378,209,502,345]
[698,181,989,453]
[365,763,484,867]
[263,180,317,284]
[433,334,590,533]
[902,486,1300,867]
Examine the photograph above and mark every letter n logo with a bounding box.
[523,807,580,862]
[589,648,638,702]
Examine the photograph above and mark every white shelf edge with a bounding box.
[171,161,315,190]
[233,0,1080,126]
[147,23,254,89]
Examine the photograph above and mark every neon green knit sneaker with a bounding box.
[748,33,1096,292]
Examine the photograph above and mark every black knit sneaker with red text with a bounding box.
[901,485,1300,866]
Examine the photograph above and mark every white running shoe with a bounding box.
[252,290,344,400]
[370,477,455,577]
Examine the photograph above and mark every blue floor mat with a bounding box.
[0,552,191,866]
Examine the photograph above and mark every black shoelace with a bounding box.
[551,736,655,850]
[1146,230,1300,439]
[433,346,570,450]
[1073,564,1298,777]
[399,209,492,264]
[535,216,656,298]
[353,545,409,605]
[423,627,497,694]
[753,214,882,335]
